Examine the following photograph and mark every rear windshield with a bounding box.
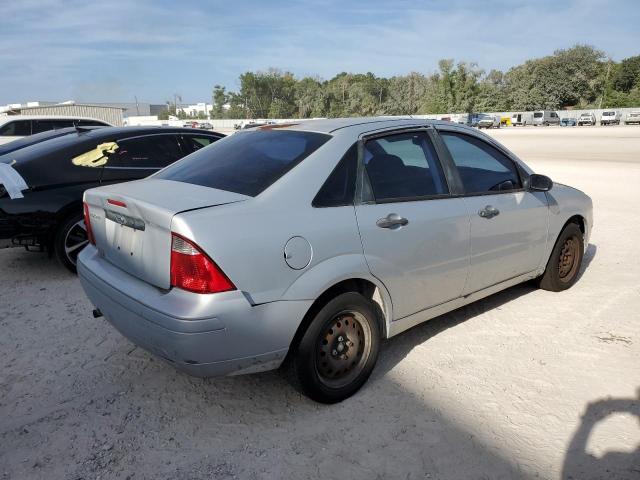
[603,111,615,115]
[534,112,543,118]
[156,129,330,196]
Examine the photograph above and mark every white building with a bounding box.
[178,102,213,118]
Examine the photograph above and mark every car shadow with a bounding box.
[576,242,597,281]
[372,280,537,381]
[0,243,600,478]
[372,242,596,380]
[561,389,640,480]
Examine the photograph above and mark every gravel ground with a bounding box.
[1,126,639,480]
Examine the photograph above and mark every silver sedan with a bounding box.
[78,117,593,403]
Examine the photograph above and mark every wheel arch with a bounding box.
[565,214,585,234]
[284,276,392,364]
[46,200,83,252]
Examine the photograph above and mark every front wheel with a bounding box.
[289,292,380,403]
[54,211,89,273]
[537,223,584,291]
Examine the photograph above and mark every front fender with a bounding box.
[543,183,593,265]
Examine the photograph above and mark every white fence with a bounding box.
[125,107,640,131]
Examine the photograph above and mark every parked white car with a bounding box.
[625,111,640,125]
[0,115,111,145]
[600,111,621,126]
[577,113,597,126]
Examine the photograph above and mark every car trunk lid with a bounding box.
[84,178,249,289]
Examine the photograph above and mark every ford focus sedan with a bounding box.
[78,118,593,403]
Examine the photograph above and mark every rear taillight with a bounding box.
[83,202,95,245]
[170,233,235,294]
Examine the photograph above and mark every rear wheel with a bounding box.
[54,211,89,273]
[288,292,380,403]
[537,223,584,291]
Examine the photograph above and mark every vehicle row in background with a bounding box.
[0,115,111,145]
[0,127,223,271]
[183,121,214,130]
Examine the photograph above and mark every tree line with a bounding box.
[207,45,640,119]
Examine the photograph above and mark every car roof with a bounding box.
[0,115,110,125]
[80,126,223,138]
[262,117,450,135]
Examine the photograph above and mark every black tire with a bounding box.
[54,211,89,273]
[537,223,584,292]
[288,292,380,403]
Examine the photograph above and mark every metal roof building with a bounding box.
[14,104,125,126]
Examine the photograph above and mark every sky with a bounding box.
[1,0,639,105]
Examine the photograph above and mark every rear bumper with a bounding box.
[78,246,313,377]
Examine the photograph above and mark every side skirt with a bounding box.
[387,271,539,338]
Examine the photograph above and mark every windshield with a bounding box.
[156,129,330,197]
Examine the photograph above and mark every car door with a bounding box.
[354,128,470,320]
[437,129,549,295]
[100,133,184,184]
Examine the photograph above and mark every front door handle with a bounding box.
[478,205,500,219]
[376,213,409,229]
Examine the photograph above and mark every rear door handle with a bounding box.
[376,213,409,229]
[478,205,500,219]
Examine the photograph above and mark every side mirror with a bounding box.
[529,174,553,192]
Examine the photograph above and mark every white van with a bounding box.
[600,110,621,126]
[511,112,533,126]
[0,115,112,145]
[533,111,560,126]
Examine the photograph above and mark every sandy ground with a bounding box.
[1,126,639,480]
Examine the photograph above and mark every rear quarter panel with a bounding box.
[170,133,371,306]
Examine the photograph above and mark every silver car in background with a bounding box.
[78,117,592,403]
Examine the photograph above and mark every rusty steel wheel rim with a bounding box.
[558,235,580,282]
[315,310,372,389]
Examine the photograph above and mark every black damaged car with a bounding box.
[0,126,224,271]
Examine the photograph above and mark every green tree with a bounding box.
[611,55,640,92]
[211,85,228,119]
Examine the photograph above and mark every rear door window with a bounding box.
[180,134,219,154]
[157,130,330,196]
[109,134,184,169]
[440,131,522,194]
[363,131,448,202]
[0,120,32,136]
